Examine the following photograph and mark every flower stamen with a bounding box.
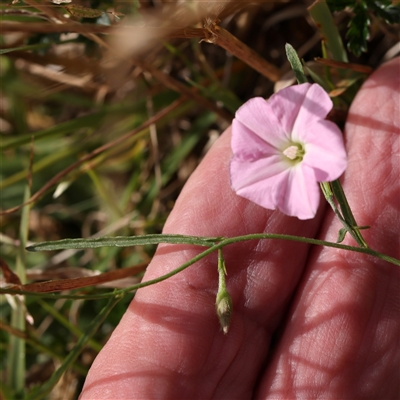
[283,144,304,162]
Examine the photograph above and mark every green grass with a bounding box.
[1,0,399,398]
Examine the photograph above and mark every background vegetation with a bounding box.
[1,0,399,398]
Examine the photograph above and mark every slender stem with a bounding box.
[26,295,121,400]
[0,320,87,375]
[37,299,102,352]
[320,181,358,243]
[217,248,227,293]
[8,185,30,394]
[3,233,398,301]
[111,234,400,297]
[329,180,369,248]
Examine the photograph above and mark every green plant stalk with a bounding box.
[0,233,400,300]
[26,294,121,400]
[113,234,398,297]
[0,112,104,151]
[286,43,367,248]
[10,233,400,300]
[308,0,348,63]
[330,179,369,247]
[320,182,357,243]
[1,232,399,303]
[0,320,87,375]
[26,232,398,267]
[37,299,102,353]
[1,144,87,189]
[141,112,217,208]
[321,41,334,89]
[8,185,30,394]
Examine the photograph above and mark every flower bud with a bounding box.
[216,289,232,334]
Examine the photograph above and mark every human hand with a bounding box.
[80,58,399,399]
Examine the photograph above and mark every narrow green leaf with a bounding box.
[330,179,369,248]
[303,64,331,91]
[141,111,217,207]
[26,234,221,252]
[308,1,349,62]
[285,43,308,84]
[37,299,102,352]
[337,227,348,243]
[8,184,31,395]
[0,113,103,151]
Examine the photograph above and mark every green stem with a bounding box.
[3,233,399,302]
[217,248,228,289]
[0,320,87,375]
[26,294,121,400]
[321,180,369,248]
[114,234,399,296]
[37,299,102,352]
[8,184,30,395]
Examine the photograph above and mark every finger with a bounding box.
[81,121,325,397]
[257,57,400,399]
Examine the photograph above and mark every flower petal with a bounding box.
[230,155,288,191]
[234,97,287,148]
[229,83,346,220]
[231,119,278,161]
[269,83,333,137]
[230,156,289,210]
[301,120,348,181]
[279,164,320,219]
[291,84,334,142]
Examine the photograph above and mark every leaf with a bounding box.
[26,234,220,252]
[285,43,308,84]
[308,1,348,62]
[65,4,103,18]
[337,227,348,243]
[327,0,400,56]
[368,1,400,23]
[0,259,21,285]
[20,264,147,293]
[346,3,370,57]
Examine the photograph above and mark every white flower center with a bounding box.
[283,145,299,160]
[282,143,305,163]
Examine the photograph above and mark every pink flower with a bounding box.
[230,83,347,220]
